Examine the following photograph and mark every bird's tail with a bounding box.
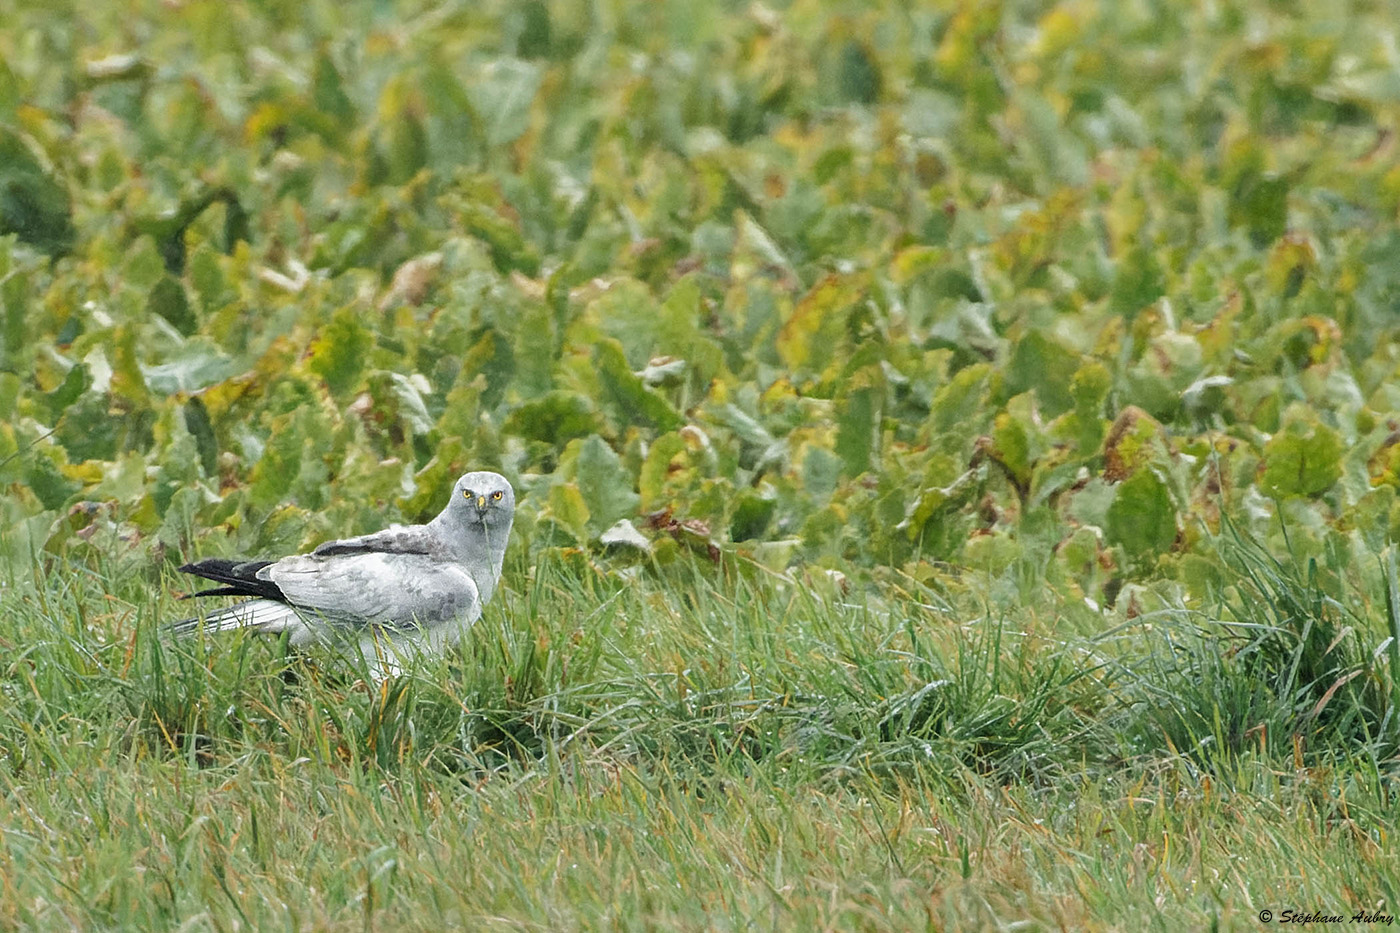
[169,599,303,638]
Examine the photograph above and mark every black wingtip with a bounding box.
[180,585,249,600]
[178,557,284,602]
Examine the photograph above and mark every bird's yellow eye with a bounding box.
[492,491,504,500]
[462,489,472,500]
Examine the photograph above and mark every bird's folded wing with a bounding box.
[311,523,439,557]
[266,552,481,630]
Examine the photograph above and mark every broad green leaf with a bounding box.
[253,504,316,556]
[122,236,167,292]
[801,445,841,504]
[709,403,775,451]
[658,274,725,386]
[25,449,78,510]
[456,199,541,276]
[381,372,435,438]
[1068,361,1111,455]
[1124,332,1205,420]
[0,126,74,255]
[402,437,470,522]
[0,371,18,423]
[1368,434,1400,490]
[140,343,238,395]
[1343,486,1398,554]
[1259,418,1343,499]
[469,58,542,148]
[813,146,853,186]
[1109,245,1166,315]
[42,360,89,420]
[188,244,233,315]
[387,109,429,185]
[964,531,1022,574]
[1230,173,1289,247]
[640,432,687,511]
[1102,406,1166,481]
[1105,468,1177,560]
[735,212,797,284]
[584,278,662,368]
[109,326,150,406]
[149,275,197,336]
[594,339,683,433]
[1,262,28,370]
[987,394,1045,496]
[1055,525,1103,582]
[903,454,974,539]
[546,481,591,544]
[835,367,881,478]
[312,49,356,132]
[834,39,881,104]
[55,393,119,463]
[1265,234,1316,298]
[890,245,947,286]
[1003,331,1080,415]
[776,273,863,375]
[157,485,214,550]
[183,398,219,478]
[513,302,555,396]
[925,268,983,302]
[455,328,514,411]
[504,390,601,446]
[370,77,429,186]
[928,363,993,444]
[514,0,552,58]
[130,187,246,273]
[249,405,332,511]
[729,487,775,541]
[573,434,640,535]
[421,60,482,169]
[308,307,371,398]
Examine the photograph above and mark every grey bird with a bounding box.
[172,471,515,678]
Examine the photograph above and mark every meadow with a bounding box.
[2,0,1399,928]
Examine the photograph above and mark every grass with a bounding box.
[4,0,1400,926]
[2,536,1398,930]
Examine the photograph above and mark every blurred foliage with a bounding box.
[2,0,1400,614]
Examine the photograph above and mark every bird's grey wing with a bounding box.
[264,552,481,631]
[311,523,438,557]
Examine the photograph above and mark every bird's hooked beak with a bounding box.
[476,495,487,511]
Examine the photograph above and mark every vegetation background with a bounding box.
[2,0,1399,928]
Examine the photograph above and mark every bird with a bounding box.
[170,471,515,679]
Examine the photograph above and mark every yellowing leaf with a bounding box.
[776,273,864,374]
[547,482,591,544]
[1103,406,1166,482]
[308,307,371,398]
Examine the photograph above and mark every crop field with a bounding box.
[2,0,1400,929]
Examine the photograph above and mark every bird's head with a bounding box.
[450,471,515,529]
